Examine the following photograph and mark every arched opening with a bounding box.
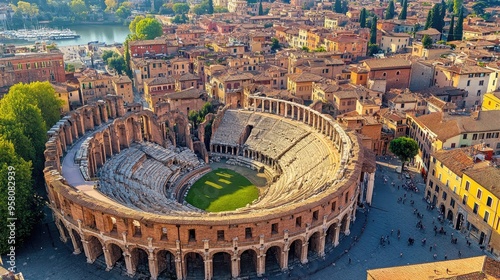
[107,243,124,270]
[340,214,348,234]
[265,246,281,274]
[57,219,70,242]
[308,232,321,258]
[130,247,150,277]
[288,239,302,265]
[325,223,337,249]
[157,250,176,279]
[439,204,445,216]
[185,252,204,279]
[240,249,257,277]
[432,195,437,206]
[86,235,104,263]
[456,213,464,230]
[71,229,83,253]
[212,252,232,279]
[447,210,454,222]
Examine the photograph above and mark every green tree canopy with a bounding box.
[135,17,163,40]
[107,53,126,74]
[129,15,145,34]
[102,49,115,61]
[359,8,367,28]
[370,16,378,45]
[389,137,419,170]
[171,14,188,24]
[214,6,229,13]
[0,138,36,254]
[258,0,264,15]
[385,0,395,19]
[207,0,214,14]
[398,0,407,20]
[271,37,281,51]
[447,15,455,41]
[422,34,433,48]
[70,0,88,20]
[173,3,190,14]
[453,0,463,14]
[334,0,342,13]
[454,8,463,41]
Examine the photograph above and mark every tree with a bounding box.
[104,0,117,11]
[0,119,35,167]
[107,54,126,74]
[129,15,145,34]
[398,0,407,20]
[424,10,432,30]
[102,50,115,61]
[341,0,348,14]
[171,14,188,24]
[0,138,37,254]
[472,2,485,16]
[70,0,88,20]
[65,63,76,72]
[214,6,229,13]
[115,4,131,20]
[385,0,395,19]
[428,4,444,32]
[389,136,419,171]
[368,43,379,56]
[159,3,174,15]
[259,0,264,15]
[271,37,281,51]
[135,17,163,40]
[454,8,463,41]
[370,16,378,45]
[453,0,462,15]
[123,39,132,77]
[359,8,367,28]
[208,0,214,14]
[334,0,342,13]
[422,34,433,48]
[173,3,190,14]
[447,15,455,41]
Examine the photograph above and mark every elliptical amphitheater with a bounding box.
[44,95,376,280]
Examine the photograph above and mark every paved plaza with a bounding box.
[3,157,488,279]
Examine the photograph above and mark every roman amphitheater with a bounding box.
[44,95,376,280]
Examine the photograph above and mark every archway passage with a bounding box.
[288,239,302,265]
[86,235,103,263]
[131,247,150,277]
[212,252,231,279]
[157,250,176,279]
[240,249,257,277]
[185,252,204,279]
[440,204,446,216]
[308,232,321,258]
[340,215,348,236]
[325,223,337,250]
[447,210,454,222]
[265,246,281,274]
[107,243,124,270]
[71,229,83,253]
[456,213,464,230]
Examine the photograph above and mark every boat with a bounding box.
[0,27,80,41]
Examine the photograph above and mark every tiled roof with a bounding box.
[164,88,203,99]
[464,165,500,198]
[144,76,175,86]
[363,58,411,71]
[287,73,323,83]
[432,148,474,176]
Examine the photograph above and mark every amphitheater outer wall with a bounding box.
[44,95,371,280]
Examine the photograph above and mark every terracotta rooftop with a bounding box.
[287,73,323,83]
[432,148,474,177]
[464,164,500,198]
[363,58,411,71]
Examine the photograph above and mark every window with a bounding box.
[331,201,337,212]
[450,198,455,208]
[465,181,470,191]
[463,134,468,139]
[442,192,447,201]
[463,195,468,205]
[383,72,387,77]
[271,223,279,234]
[473,203,479,214]
[472,134,478,140]
[479,80,484,86]
[484,211,490,223]
[345,191,349,204]
[188,229,196,241]
[110,217,117,234]
[487,197,493,207]
[245,227,252,239]
[479,133,485,140]
[467,80,471,86]
[451,143,456,148]
[217,230,225,241]
[477,90,481,96]
[435,185,440,193]
[313,210,319,221]
[396,71,400,75]
[296,216,302,227]
[161,227,168,240]
[133,220,142,237]
[477,189,482,199]
[120,85,124,89]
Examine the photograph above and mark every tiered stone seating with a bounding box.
[97,142,204,214]
[211,110,252,146]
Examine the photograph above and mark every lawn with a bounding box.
[185,168,259,212]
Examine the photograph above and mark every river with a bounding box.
[2,24,130,46]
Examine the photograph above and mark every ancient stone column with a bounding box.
[103,247,114,271]
[54,219,68,243]
[68,230,81,255]
[148,250,159,280]
[334,224,341,247]
[81,238,94,263]
[175,254,183,280]
[204,258,213,280]
[318,230,326,257]
[123,250,135,276]
[366,172,375,206]
[344,216,351,236]
[300,242,308,264]
[231,255,240,278]
[281,249,289,271]
[257,252,265,276]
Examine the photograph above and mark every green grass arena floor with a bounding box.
[185,168,259,212]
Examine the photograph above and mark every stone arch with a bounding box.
[288,238,303,265]
[84,234,104,263]
[130,246,150,277]
[212,251,232,279]
[240,249,257,276]
[340,214,348,233]
[447,209,454,222]
[106,242,124,269]
[70,228,83,254]
[325,222,338,246]
[54,217,69,243]
[439,204,446,216]
[456,212,465,230]
[265,246,282,274]
[157,249,176,279]
[307,231,321,257]
[184,251,204,279]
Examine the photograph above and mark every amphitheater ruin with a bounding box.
[44,95,376,280]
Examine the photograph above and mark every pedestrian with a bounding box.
[430,246,432,251]
[434,244,437,249]
[458,250,462,258]
[391,229,394,236]
[397,229,400,236]
[433,253,437,259]
[398,185,400,190]
[400,252,403,258]
[444,254,448,260]
[348,257,352,264]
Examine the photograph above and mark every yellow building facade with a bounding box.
[481,92,500,111]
